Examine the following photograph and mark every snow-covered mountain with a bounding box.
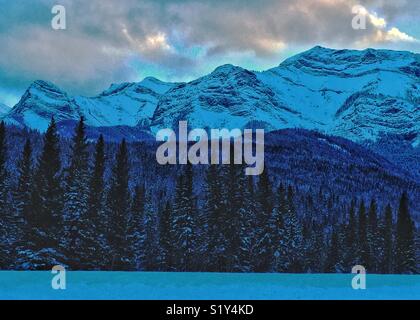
[4,77,176,132]
[151,64,290,131]
[258,46,420,144]
[3,46,419,145]
[152,46,419,145]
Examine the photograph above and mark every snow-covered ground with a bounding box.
[0,272,419,300]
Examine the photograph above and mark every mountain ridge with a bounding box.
[2,46,419,145]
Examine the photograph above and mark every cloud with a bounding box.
[166,0,419,55]
[0,0,418,104]
[382,27,418,42]
[358,0,420,22]
[351,4,419,47]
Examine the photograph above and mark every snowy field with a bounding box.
[0,272,419,300]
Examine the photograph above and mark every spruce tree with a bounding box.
[194,177,209,272]
[27,118,64,269]
[270,184,286,272]
[63,117,92,269]
[344,200,357,270]
[367,199,379,272]
[205,164,224,271]
[381,204,393,274]
[127,184,145,270]
[305,220,325,273]
[171,163,197,271]
[140,191,158,271]
[87,135,106,220]
[158,201,173,271]
[282,186,304,272]
[325,228,340,272]
[87,134,108,269]
[238,175,257,272]
[254,167,274,272]
[15,139,33,223]
[357,200,369,268]
[220,157,242,272]
[107,139,131,270]
[12,139,33,268]
[395,192,416,274]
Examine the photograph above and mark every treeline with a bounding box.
[0,118,418,273]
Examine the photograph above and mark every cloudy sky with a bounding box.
[0,0,419,106]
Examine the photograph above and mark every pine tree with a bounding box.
[87,134,108,269]
[26,118,64,269]
[107,139,131,270]
[15,139,33,223]
[171,163,197,271]
[381,204,393,274]
[395,192,416,274]
[12,139,33,268]
[127,184,145,270]
[325,228,340,272]
[63,117,92,269]
[238,175,257,272]
[357,200,369,268]
[220,158,242,272]
[205,164,224,271]
[140,191,158,271]
[367,199,379,272]
[254,167,274,272]
[281,186,304,272]
[87,135,106,221]
[304,220,325,273]
[344,200,357,270]
[195,190,209,272]
[158,201,173,271]
[270,184,286,272]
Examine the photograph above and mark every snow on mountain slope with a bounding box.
[151,64,297,132]
[74,77,175,128]
[3,46,419,145]
[150,46,419,145]
[4,80,76,131]
[4,77,176,132]
[257,46,420,145]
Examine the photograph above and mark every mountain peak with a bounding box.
[99,77,176,97]
[301,46,416,60]
[276,45,418,73]
[212,64,244,75]
[141,76,164,84]
[139,76,176,94]
[2,47,418,146]
[28,80,65,95]
[100,82,134,96]
[308,45,332,52]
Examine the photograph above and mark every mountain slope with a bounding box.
[3,77,176,131]
[264,129,420,220]
[258,46,420,145]
[151,46,419,145]
[151,64,292,131]
[3,46,419,146]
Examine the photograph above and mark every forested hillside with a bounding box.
[0,119,418,273]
